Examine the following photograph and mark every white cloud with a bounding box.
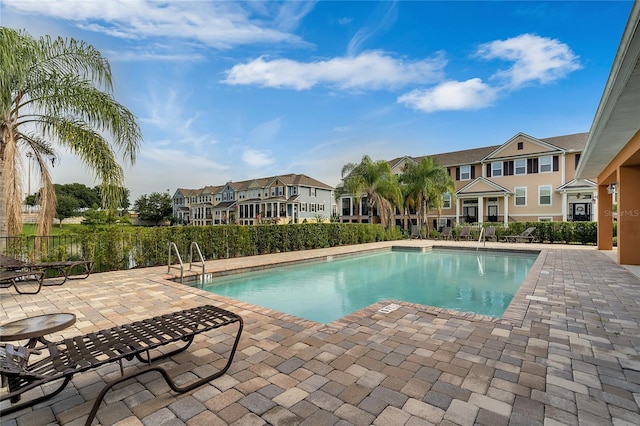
[242,149,275,168]
[3,0,308,49]
[477,33,581,89]
[347,0,397,56]
[223,51,446,90]
[397,78,498,113]
[337,17,353,25]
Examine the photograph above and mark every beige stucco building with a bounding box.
[340,132,594,229]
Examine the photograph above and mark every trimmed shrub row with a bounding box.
[75,223,402,272]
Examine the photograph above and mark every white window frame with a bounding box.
[491,162,503,177]
[515,187,527,206]
[515,159,526,175]
[539,156,552,173]
[538,185,552,206]
[460,165,471,180]
[443,193,451,209]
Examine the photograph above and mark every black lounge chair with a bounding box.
[0,270,45,294]
[0,305,243,425]
[503,227,536,243]
[0,254,94,286]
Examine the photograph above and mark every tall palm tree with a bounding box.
[338,162,366,223]
[343,155,401,229]
[401,157,455,236]
[1,28,141,237]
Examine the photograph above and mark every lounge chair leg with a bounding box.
[86,320,242,426]
[134,336,195,364]
[2,376,73,414]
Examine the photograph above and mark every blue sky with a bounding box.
[2,0,634,201]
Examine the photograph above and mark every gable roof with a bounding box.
[456,177,513,196]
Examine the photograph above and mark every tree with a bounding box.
[55,183,100,209]
[55,193,79,227]
[336,163,366,223]
[0,28,141,237]
[401,157,455,236]
[341,155,401,229]
[134,192,173,226]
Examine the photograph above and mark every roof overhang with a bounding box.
[576,2,640,181]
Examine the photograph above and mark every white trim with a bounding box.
[539,156,553,173]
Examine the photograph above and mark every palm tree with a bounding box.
[343,155,401,229]
[401,157,455,237]
[338,162,366,223]
[1,28,141,237]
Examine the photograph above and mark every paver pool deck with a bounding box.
[2,240,640,425]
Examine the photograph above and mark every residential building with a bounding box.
[339,132,595,229]
[576,2,640,265]
[173,174,335,226]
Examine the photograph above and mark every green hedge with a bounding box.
[73,223,402,272]
[462,221,598,245]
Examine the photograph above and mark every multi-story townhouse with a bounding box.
[340,132,595,229]
[172,174,335,226]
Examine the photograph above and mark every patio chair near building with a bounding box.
[438,227,453,240]
[483,226,497,242]
[503,227,536,243]
[456,226,473,241]
[0,254,93,286]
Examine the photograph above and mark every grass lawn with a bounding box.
[22,224,92,236]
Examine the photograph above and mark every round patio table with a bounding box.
[0,313,76,348]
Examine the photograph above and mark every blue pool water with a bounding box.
[197,249,537,323]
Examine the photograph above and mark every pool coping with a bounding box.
[161,243,544,331]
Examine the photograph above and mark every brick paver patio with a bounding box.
[1,240,640,425]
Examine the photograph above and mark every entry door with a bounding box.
[572,203,591,221]
[463,206,477,223]
[487,205,498,222]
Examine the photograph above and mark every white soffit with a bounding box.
[577,3,640,180]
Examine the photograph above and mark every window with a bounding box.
[539,185,552,205]
[492,162,503,177]
[310,187,316,197]
[574,153,581,170]
[460,165,471,180]
[515,187,526,206]
[538,217,552,222]
[517,142,523,150]
[278,186,284,196]
[300,202,307,212]
[271,187,276,196]
[539,156,552,173]
[443,193,451,209]
[515,159,526,175]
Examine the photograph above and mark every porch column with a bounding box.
[503,195,509,227]
[561,192,568,221]
[597,183,613,251]
[455,197,460,225]
[477,197,484,224]
[618,165,640,265]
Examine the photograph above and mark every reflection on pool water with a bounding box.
[195,248,538,324]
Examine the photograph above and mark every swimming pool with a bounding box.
[195,248,537,324]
